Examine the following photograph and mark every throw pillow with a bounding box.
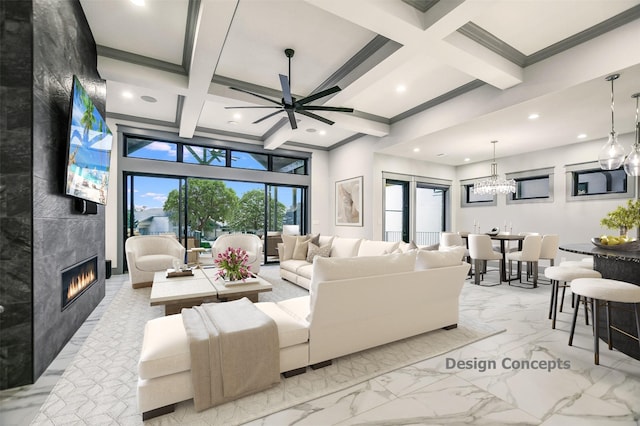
[306,233,320,246]
[281,234,298,260]
[292,237,311,260]
[306,242,331,262]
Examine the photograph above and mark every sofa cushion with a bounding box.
[306,243,331,262]
[138,314,191,380]
[277,296,311,325]
[330,237,362,258]
[306,233,320,246]
[318,235,334,247]
[415,248,464,269]
[357,240,400,256]
[254,302,309,348]
[280,259,309,274]
[312,251,416,284]
[296,263,314,280]
[135,254,179,272]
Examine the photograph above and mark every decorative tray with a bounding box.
[591,237,640,252]
[166,269,194,278]
[222,278,259,286]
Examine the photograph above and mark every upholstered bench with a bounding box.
[137,300,310,420]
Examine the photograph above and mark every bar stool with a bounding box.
[544,266,601,329]
[569,278,640,365]
[558,260,593,269]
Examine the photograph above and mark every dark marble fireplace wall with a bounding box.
[0,0,106,389]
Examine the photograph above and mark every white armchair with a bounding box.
[125,235,186,288]
[212,233,262,275]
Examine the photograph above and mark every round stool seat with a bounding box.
[544,266,601,281]
[571,278,640,303]
[558,260,593,269]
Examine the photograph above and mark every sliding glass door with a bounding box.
[383,174,450,245]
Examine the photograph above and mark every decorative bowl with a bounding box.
[591,237,640,252]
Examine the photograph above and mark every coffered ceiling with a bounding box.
[80,0,640,165]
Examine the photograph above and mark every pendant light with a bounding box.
[473,141,516,195]
[598,74,626,170]
[623,92,640,176]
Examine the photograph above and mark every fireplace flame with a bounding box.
[67,268,96,301]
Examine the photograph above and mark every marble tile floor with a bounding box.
[2,266,639,425]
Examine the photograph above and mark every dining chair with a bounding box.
[534,234,560,282]
[440,232,470,262]
[506,235,542,288]
[467,234,503,286]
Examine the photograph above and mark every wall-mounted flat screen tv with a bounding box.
[65,75,112,205]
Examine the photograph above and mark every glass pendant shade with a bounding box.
[623,142,640,176]
[623,93,640,176]
[599,74,624,170]
[598,131,626,170]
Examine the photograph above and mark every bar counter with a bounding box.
[559,243,640,361]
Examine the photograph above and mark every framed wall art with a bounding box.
[335,176,363,226]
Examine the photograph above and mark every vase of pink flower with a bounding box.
[214,246,252,282]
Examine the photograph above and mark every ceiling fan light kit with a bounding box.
[225,48,354,130]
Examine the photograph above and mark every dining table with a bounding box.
[459,231,526,282]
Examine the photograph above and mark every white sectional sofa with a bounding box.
[137,249,469,419]
[278,234,415,289]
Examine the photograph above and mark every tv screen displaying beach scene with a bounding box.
[65,76,112,205]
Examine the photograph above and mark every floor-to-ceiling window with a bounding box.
[116,126,311,273]
[383,173,451,245]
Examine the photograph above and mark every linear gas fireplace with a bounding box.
[61,256,98,311]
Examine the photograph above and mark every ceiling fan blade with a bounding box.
[299,105,354,113]
[296,109,335,126]
[279,74,293,105]
[297,86,341,105]
[229,86,282,106]
[253,109,283,124]
[285,109,297,129]
[224,106,281,109]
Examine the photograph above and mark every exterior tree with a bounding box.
[230,189,286,231]
[163,179,238,234]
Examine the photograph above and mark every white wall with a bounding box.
[455,134,638,260]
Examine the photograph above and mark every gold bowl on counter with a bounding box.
[591,236,640,252]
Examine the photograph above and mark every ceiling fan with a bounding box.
[224,48,354,130]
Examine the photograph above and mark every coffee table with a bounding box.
[149,267,272,315]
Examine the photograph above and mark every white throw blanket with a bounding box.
[181,298,280,411]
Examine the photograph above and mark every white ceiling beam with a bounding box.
[382,18,640,151]
[97,56,188,94]
[264,124,293,150]
[178,0,238,138]
[309,0,522,110]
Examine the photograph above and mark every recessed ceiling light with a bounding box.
[131,0,145,6]
[140,95,157,103]
[413,148,420,153]
[436,153,446,157]
[122,91,133,99]
[306,128,316,133]
[233,113,242,120]
[318,130,326,136]
[464,158,471,162]
[396,85,406,93]
[528,113,539,120]
[577,133,587,139]
[227,120,238,125]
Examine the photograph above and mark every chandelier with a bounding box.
[473,141,516,195]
